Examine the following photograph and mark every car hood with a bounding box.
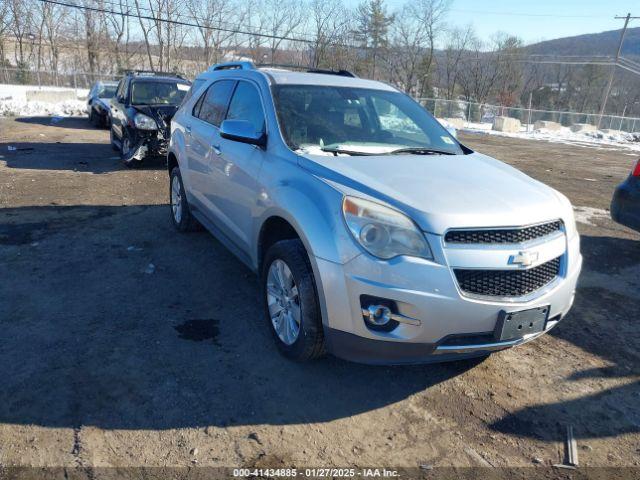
[298,151,569,234]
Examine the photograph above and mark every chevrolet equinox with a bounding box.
[167,62,582,364]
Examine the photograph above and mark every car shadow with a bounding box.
[490,234,640,440]
[1,141,166,173]
[0,204,479,431]
[15,116,101,130]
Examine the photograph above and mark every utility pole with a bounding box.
[597,13,638,128]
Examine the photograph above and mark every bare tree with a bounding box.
[256,0,305,65]
[491,32,523,107]
[387,5,429,93]
[457,35,499,104]
[9,0,34,70]
[309,0,351,69]
[188,0,240,69]
[0,0,12,69]
[441,25,473,100]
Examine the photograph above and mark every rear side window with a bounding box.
[194,80,235,126]
[225,81,265,133]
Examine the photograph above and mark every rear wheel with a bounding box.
[170,166,200,232]
[261,239,325,361]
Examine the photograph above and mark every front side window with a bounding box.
[130,80,190,106]
[115,80,125,101]
[194,80,235,126]
[225,81,265,133]
[272,85,464,156]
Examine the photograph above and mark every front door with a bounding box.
[209,80,268,253]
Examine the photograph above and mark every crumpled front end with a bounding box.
[125,105,177,162]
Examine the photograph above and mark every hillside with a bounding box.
[525,26,640,57]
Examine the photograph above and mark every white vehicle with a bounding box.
[167,62,582,364]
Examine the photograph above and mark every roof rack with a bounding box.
[307,68,357,78]
[257,64,357,77]
[208,61,256,72]
[123,69,187,80]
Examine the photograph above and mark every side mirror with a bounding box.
[220,119,266,147]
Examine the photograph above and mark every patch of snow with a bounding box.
[0,83,89,118]
[573,206,610,226]
[457,120,640,153]
[0,98,87,117]
[0,84,88,102]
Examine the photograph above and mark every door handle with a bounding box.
[212,144,222,155]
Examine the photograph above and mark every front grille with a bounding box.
[445,221,562,244]
[454,256,561,297]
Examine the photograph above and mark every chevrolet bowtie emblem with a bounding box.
[510,251,539,267]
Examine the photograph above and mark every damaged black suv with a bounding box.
[109,70,191,167]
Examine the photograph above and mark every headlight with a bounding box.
[134,113,158,130]
[342,196,433,260]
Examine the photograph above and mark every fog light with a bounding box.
[365,305,392,326]
[360,295,400,332]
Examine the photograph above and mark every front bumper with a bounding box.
[316,231,582,365]
[611,176,640,233]
[124,129,169,162]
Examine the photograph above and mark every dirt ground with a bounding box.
[0,116,639,477]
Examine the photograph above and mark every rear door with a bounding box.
[209,80,268,253]
[187,79,236,218]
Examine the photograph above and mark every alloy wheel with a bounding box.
[171,175,182,224]
[266,259,301,345]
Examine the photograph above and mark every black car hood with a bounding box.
[133,105,179,135]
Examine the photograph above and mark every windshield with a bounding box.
[273,85,464,156]
[97,85,117,98]
[130,81,189,105]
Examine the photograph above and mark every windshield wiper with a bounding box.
[320,147,378,156]
[386,147,455,155]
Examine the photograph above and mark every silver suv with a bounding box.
[168,62,582,364]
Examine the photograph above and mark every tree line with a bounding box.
[1,0,638,116]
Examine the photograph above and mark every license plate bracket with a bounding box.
[495,306,549,341]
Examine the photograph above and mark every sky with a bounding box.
[358,0,639,45]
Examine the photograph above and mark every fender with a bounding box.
[252,172,362,270]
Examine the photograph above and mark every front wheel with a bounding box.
[109,127,119,151]
[121,133,141,168]
[261,239,325,361]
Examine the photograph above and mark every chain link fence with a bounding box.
[0,67,121,90]
[417,98,640,134]
[2,67,640,133]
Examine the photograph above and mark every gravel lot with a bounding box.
[0,116,639,476]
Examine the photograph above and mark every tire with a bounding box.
[109,127,119,151]
[121,132,140,168]
[261,239,325,361]
[89,107,100,127]
[169,166,200,232]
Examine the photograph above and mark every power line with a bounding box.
[88,0,317,41]
[35,0,315,44]
[598,13,639,126]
